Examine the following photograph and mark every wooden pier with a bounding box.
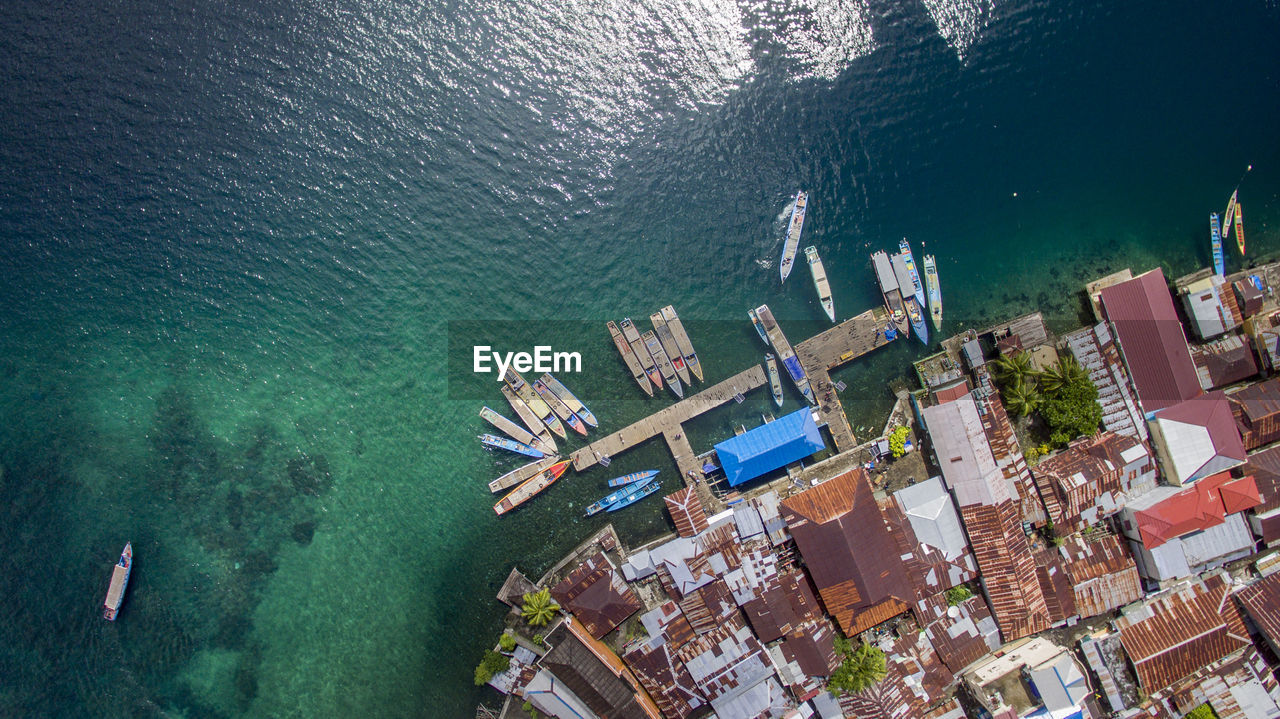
[794,307,894,452]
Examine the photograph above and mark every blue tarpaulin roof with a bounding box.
[714,408,825,487]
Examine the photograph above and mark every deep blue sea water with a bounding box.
[1,0,1278,715]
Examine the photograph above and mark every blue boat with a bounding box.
[605,478,662,513]
[479,433,545,459]
[898,239,926,308]
[542,373,597,428]
[1210,213,1225,277]
[747,309,770,346]
[606,469,659,488]
[585,478,657,516]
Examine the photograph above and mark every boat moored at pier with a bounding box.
[765,353,783,408]
[503,369,567,439]
[541,373,597,428]
[643,329,684,399]
[494,459,571,515]
[754,304,816,405]
[533,377,587,436]
[805,246,835,322]
[480,406,556,455]
[621,318,663,390]
[608,320,654,397]
[871,250,910,335]
[923,254,942,332]
[650,310,692,386]
[606,469,660,488]
[479,433,546,458]
[660,305,703,383]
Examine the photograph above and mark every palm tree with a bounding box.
[830,641,887,695]
[993,352,1034,387]
[521,588,560,627]
[1003,379,1040,417]
[1038,355,1085,395]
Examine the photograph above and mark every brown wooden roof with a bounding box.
[550,552,643,639]
[540,619,655,719]
[664,487,709,538]
[623,641,704,719]
[1235,572,1280,651]
[1116,573,1251,693]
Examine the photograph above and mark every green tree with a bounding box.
[993,352,1034,386]
[1037,356,1086,394]
[888,426,910,458]
[474,649,511,685]
[532,633,545,647]
[1186,704,1219,719]
[1039,373,1103,447]
[1002,379,1040,418]
[945,585,973,606]
[521,588,560,627]
[499,631,516,652]
[828,640,887,695]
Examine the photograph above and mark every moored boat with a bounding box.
[747,308,770,346]
[500,386,558,450]
[479,433,545,458]
[585,477,658,516]
[765,353,783,408]
[660,306,703,383]
[494,459,571,515]
[923,254,942,333]
[607,320,654,397]
[899,239,926,308]
[480,406,556,455]
[1224,190,1239,248]
[103,543,133,621]
[754,305,816,405]
[621,318,663,390]
[533,378,587,437]
[541,373,597,428]
[503,369,567,439]
[892,252,929,345]
[606,469,660,488]
[871,251,910,335]
[805,246,835,322]
[489,454,564,494]
[643,330,684,399]
[1211,213,1225,276]
[1235,203,1246,256]
[650,311,693,386]
[605,478,662,513]
[779,191,808,283]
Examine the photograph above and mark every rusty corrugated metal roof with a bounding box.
[1235,572,1280,652]
[664,487,709,538]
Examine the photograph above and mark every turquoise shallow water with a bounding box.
[1,0,1279,715]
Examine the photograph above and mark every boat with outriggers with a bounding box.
[1224,190,1239,252]
[494,459,571,515]
[779,191,808,283]
[503,369,567,439]
[805,246,835,322]
[754,304,816,405]
[585,476,660,516]
[532,377,587,437]
[489,454,565,493]
[606,469,659,488]
[621,318,663,390]
[650,310,692,386]
[479,433,545,459]
[659,306,703,383]
[891,252,929,345]
[899,240,926,307]
[479,406,557,455]
[1235,203,1246,256]
[1211,213,1225,276]
[747,308,770,346]
[765,353,783,408]
[607,320,654,397]
[541,373,597,428]
[103,543,133,621]
[871,250,910,336]
[601,478,662,514]
[500,385,559,450]
[923,254,942,333]
[643,329,684,398]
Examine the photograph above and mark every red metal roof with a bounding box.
[1099,268,1202,412]
[932,380,971,405]
[1130,472,1261,548]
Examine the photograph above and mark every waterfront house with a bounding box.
[1062,323,1148,440]
[1099,268,1202,414]
[961,637,1091,719]
[1033,533,1143,625]
[523,616,661,719]
[1229,377,1280,451]
[1243,445,1280,546]
[1190,334,1259,390]
[1147,392,1247,486]
[550,551,644,640]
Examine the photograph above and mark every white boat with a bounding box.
[765,353,783,408]
[922,254,942,333]
[805,246,835,322]
[754,305,816,405]
[660,306,703,383]
[779,191,808,283]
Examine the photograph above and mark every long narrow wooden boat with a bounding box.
[892,252,929,345]
[607,321,654,397]
[765,353,783,408]
[747,309,770,346]
[103,543,133,621]
[1235,203,1246,256]
[500,385,558,449]
[923,254,942,332]
[805,246,835,322]
[1210,213,1225,276]
[494,459,571,515]
[605,478,662,512]
[504,369,567,439]
[541,374,597,428]
[643,330,683,399]
[585,478,659,516]
[660,306,703,383]
[480,406,556,455]
[871,251,909,335]
[754,305,816,405]
[606,469,660,488]
[650,311,692,386]
[621,318,663,389]
[899,239,926,308]
[1224,190,1239,248]
[779,191,808,283]
[533,378,587,436]
[479,433,545,458]
[489,455,564,494]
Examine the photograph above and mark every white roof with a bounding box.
[1027,650,1089,711]
[923,395,1007,506]
[1151,415,1218,483]
[894,477,970,561]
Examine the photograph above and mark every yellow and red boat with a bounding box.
[494,459,570,515]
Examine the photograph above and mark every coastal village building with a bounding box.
[1178,271,1245,341]
[1191,334,1259,391]
[977,392,1046,526]
[1147,392,1248,486]
[1031,431,1157,535]
[1099,268,1202,414]
[1229,377,1280,451]
[663,487,709,538]
[714,408,825,487]
[1063,323,1148,440]
[550,551,644,640]
[1243,445,1280,546]
[962,637,1092,719]
[1033,533,1143,624]
[891,477,978,593]
[1118,471,1261,586]
[523,616,661,719]
[912,592,1001,675]
[923,393,1052,642]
